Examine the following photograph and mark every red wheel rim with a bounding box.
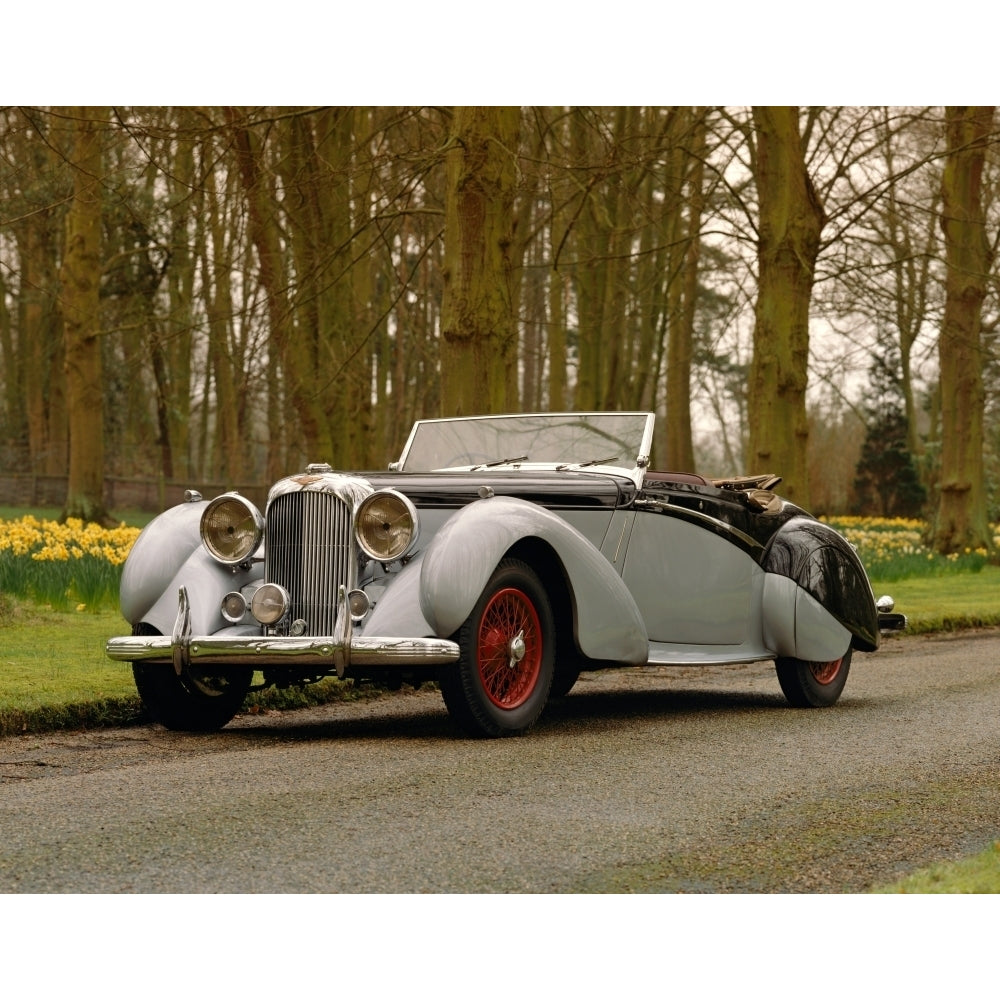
[476,587,543,709]
[809,657,843,685]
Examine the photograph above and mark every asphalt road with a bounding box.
[2,629,999,893]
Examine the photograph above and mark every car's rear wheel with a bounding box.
[131,624,252,732]
[775,647,852,708]
[440,558,555,737]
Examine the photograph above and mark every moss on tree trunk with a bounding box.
[440,107,520,416]
[932,106,995,556]
[747,107,825,511]
[61,107,110,526]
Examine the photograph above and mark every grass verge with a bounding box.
[870,564,1000,634]
[872,842,1000,893]
[0,595,374,738]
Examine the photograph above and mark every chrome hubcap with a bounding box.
[508,630,526,668]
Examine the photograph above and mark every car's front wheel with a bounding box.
[775,648,852,708]
[440,558,555,737]
[131,624,252,732]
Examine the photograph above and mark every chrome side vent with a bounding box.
[265,491,355,635]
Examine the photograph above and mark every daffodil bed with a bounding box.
[822,516,1000,582]
[0,515,141,612]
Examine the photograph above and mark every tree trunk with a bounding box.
[227,108,332,470]
[60,107,109,524]
[664,108,705,472]
[747,107,825,508]
[440,107,521,415]
[931,106,995,555]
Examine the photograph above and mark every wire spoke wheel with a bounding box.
[808,658,843,685]
[477,587,543,709]
[440,558,555,737]
[776,648,852,708]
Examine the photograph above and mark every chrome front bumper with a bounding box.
[105,585,460,678]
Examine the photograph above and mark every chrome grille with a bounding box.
[265,491,355,635]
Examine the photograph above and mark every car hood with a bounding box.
[361,469,637,510]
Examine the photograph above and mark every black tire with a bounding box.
[775,647,852,708]
[131,624,252,732]
[439,558,555,737]
[549,665,581,698]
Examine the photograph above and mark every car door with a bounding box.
[620,496,757,645]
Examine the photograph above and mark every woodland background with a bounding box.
[0,106,997,554]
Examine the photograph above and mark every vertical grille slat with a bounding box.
[265,491,355,634]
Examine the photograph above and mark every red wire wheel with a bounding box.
[476,587,543,709]
[775,648,852,708]
[808,657,844,685]
[439,558,556,737]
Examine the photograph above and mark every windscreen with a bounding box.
[398,412,653,473]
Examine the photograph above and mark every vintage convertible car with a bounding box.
[106,412,905,737]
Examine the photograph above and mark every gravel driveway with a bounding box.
[1,629,998,892]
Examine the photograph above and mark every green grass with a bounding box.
[870,564,1000,633]
[0,599,144,734]
[0,594,367,737]
[873,842,1000,893]
[0,602,135,706]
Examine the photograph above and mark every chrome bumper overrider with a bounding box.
[877,612,907,632]
[105,586,460,678]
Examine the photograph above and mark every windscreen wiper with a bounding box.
[472,454,529,470]
[556,455,619,470]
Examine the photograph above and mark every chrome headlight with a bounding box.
[355,489,419,562]
[250,582,290,626]
[200,493,264,565]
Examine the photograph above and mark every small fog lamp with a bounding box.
[347,589,371,621]
[221,591,247,623]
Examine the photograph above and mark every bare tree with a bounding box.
[931,106,996,554]
[60,107,110,523]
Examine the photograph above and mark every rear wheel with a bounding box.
[775,648,852,708]
[440,559,555,737]
[131,624,252,732]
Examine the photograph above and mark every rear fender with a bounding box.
[417,496,648,663]
[762,516,879,656]
[761,574,852,661]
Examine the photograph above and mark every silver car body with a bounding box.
[107,412,899,732]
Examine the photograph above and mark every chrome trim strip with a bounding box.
[634,497,763,555]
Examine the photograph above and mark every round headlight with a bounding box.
[200,493,264,565]
[355,489,419,562]
[250,583,290,626]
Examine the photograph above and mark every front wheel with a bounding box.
[131,625,252,732]
[775,648,852,708]
[439,558,555,737]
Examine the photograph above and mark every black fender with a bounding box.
[763,516,879,652]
